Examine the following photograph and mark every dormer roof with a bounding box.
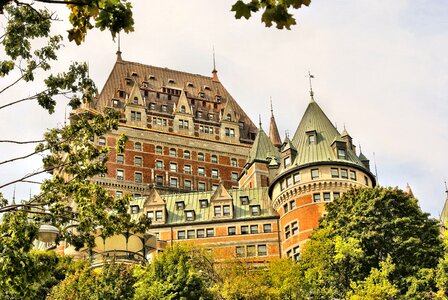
[175,90,192,115]
[247,125,280,166]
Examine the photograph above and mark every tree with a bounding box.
[297,186,443,298]
[133,244,214,300]
[231,0,311,29]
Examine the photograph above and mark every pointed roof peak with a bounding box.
[258,114,262,129]
[405,183,414,198]
[248,127,280,165]
[268,99,282,148]
[341,126,350,137]
[308,71,315,102]
[212,46,219,82]
[116,33,122,61]
[175,89,192,114]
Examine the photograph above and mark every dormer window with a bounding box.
[240,196,249,205]
[338,149,346,159]
[226,114,231,121]
[185,210,195,221]
[148,75,156,80]
[131,71,138,77]
[180,105,186,113]
[216,95,222,102]
[125,78,132,85]
[133,97,138,104]
[168,79,175,84]
[307,130,317,144]
[187,82,194,87]
[176,201,185,210]
[199,91,205,98]
[284,156,291,167]
[118,90,124,98]
[250,205,261,216]
[199,199,208,208]
[143,81,148,88]
[112,99,119,107]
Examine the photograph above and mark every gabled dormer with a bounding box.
[173,90,194,135]
[124,81,147,127]
[331,135,347,160]
[358,147,370,170]
[210,183,233,219]
[281,136,297,168]
[143,188,166,224]
[341,127,354,150]
[220,101,239,142]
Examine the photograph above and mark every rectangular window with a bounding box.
[311,169,319,179]
[333,192,340,200]
[313,193,321,203]
[155,160,163,170]
[197,229,205,238]
[199,199,208,208]
[223,205,231,216]
[323,192,331,202]
[155,146,163,155]
[156,175,163,186]
[211,169,219,178]
[117,170,124,181]
[135,172,142,183]
[293,246,300,261]
[197,153,204,161]
[169,149,176,157]
[258,244,267,256]
[308,134,315,144]
[285,225,291,239]
[250,225,258,234]
[231,172,238,181]
[170,177,178,188]
[263,224,272,233]
[187,230,195,239]
[185,211,194,221]
[364,176,369,186]
[198,182,206,192]
[250,205,261,216]
[293,173,300,183]
[170,162,177,172]
[240,196,249,205]
[341,169,348,179]
[331,168,339,178]
[134,157,142,166]
[214,206,221,217]
[99,137,106,145]
[241,225,249,235]
[116,191,123,198]
[184,165,192,174]
[291,221,298,235]
[283,203,289,213]
[176,201,185,210]
[247,245,256,257]
[198,167,205,176]
[183,151,191,159]
[117,154,124,164]
[206,228,214,237]
[350,170,357,181]
[184,180,192,190]
[156,210,163,221]
[284,156,291,167]
[230,129,235,137]
[236,246,245,257]
[290,200,296,210]
[131,205,139,214]
[177,231,185,240]
[286,177,293,187]
[338,149,346,159]
[147,211,154,220]
[228,226,236,235]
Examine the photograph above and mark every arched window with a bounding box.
[155,146,163,155]
[211,155,218,163]
[169,148,176,157]
[231,158,237,167]
[181,105,186,113]
[133,96,138,104]
[197,152,204,161]
[183,150,190,159]
[226,114,231,121]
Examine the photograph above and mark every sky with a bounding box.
[1,0,447,217]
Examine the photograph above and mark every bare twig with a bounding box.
[0,139,45,144]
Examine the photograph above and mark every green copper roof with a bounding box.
[281,136,296,152]
[247,126,280,165]
[289,99,367,169]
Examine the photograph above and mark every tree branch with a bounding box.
[0,166,53,189]
[0,145,47,166]
[0,139,45,144]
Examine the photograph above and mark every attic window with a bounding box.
[118,90,124,98]
[148,75,155,80]
[187,82,194,87]
[143,82,148,88]
[185,210,195,221]
[176,201,185,210]
[216,95,222,102]
[131,72,138,77]
[284,156,291,167]
[168,79,175,84]
[112,99,119,107]
[338,149,346,159]
[250,205,261,216]
[199,91,205,98]
[306,130,317,144]
[240,196,249,205]
[125,78,132,85]
[226,114,231,121]
[180,105,186,113]
[133,97,138,104]
[203,85,211,91]
[199,199,208,208]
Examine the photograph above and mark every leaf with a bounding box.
[231,1,253,20]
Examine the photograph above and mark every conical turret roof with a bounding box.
[247,125,280,165]
[269,105,282,148]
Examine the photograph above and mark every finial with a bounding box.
[359,143,362,154]
[258,114,262,128]
[116,33,122,61]
[445,179,448,194]
[285,130,289,138]
[270,97,273,116]
[12,185,16,205]
[308,70,315,99]
[212,46,219,82]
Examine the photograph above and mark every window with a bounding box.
[211,155,218,163]
[311,169,319,179]
[324,192,331,202]
[155,160,163,170]
[187,230,195,239]
[212,185,218,192]
[117,154,124,164]
[341,169,348,179]
[183,150,190,159]
[223,205,231,216]
[185,210,195,221]
[364,176,369,186]
[132,96,138,104]
[169,148,176,157]
[135,156,142,166]
[247,245,256,257]
[231,172,238,181]
[99,136,106,145]
[117,170,124,180]
[293,173,300,183]
[206,228,214,237]
[228,227,236,235]
[176,201,185,210]
[177,231,185,240]
[308,134,316,144]
[115,191,123,198]
[155,146,163,154]
[156,175,163,186]
[180,105,186,113]
[241,225,249,235]
[284,156,291,167]
[331,168,339,178]
[179,119,189,129]
[135,142,142,151]
[149,103,155,110]
[170,162,177,172]
[250,225,258,234]
[283,203,289,213]
[258,244,267,256]
[135,172,142,183]
[198,182,206,192]
[289,200,296,210]
[214,206,222,217]
[147,211,153,220]
[350,170,357,180]
[313,193,321,203]
[292,246,300,261]
[156,210,163,221]
[161,105,167,112]
[198,167,205,176]
[197,152,204,161]
[170,177,178,188]
[263,224,272,233]
[113,99,119,107]
[338,149,346,159]
[184,165,192,174]
[291,221,298,235]
[131,111,141,121]
[231,158,238,167]
[236,246,245,257]
[197,229,205,238]
[333,192,340,200]
[250,205,261,216]
[134,193,142,198]
[200,199,208,208]
[226,113,231,121]
[197,111,203,118]
[184,180,192,190]
[285,225,291,239]
[286,177,293,187]
[240,196,249,205]
[211,169,218,178]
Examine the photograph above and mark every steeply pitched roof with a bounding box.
[174,90,192,114]
[247,126,280,165]
[269,108,282,148]
[289,98,367,169]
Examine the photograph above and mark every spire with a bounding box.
[405,183,414,198]
[258,114,262,128]
[445,180,448,198]
[268,98,282,148]
[212,46,219,82]
[12,186,16,205]
[116,33,122,61]
[308,71,315,102]
[247,123,280,166]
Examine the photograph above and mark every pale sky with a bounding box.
[1,0,447,217]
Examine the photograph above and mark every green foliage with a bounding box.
[266,258,302,299]
[133,244,213,300]
[297,186,444,298]
[48,262,135,300]
[231,0,311,29]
